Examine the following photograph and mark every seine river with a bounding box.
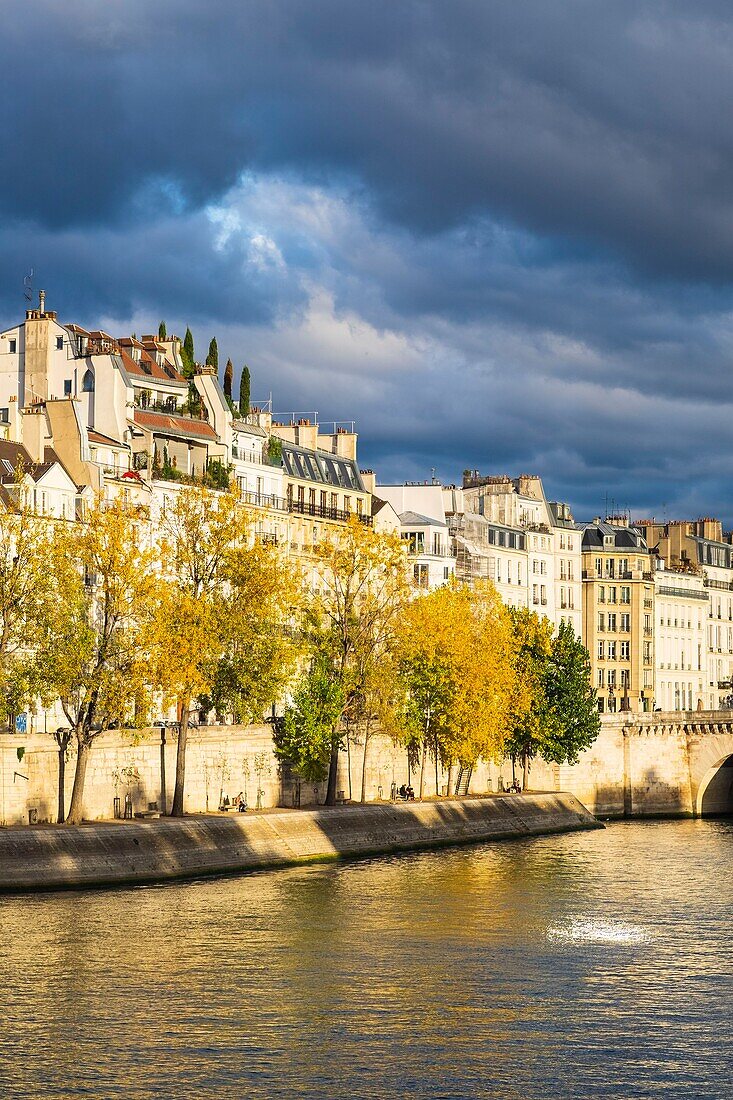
[1,819,731,1099]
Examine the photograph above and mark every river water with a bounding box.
[1,819,731,1100]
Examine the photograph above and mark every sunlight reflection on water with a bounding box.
[0,818,732,1100]
[546,917,651,945]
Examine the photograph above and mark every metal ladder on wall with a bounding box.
[454,766,473,797]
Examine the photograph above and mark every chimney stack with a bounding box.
[39,289,46,314]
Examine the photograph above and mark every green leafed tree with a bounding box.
[542,620,601,765]
[273,658,345,783]
[181,327,195,379]
[206,337,218,372]
[505,612,599,788]
[239,365,250,417]
[223,358,233,399]
[158,320,167,340]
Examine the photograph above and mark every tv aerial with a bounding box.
[23,269,34,303]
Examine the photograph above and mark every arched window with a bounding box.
[82,369,95,393]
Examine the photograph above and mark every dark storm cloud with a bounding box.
[5,0,733,275]
[3,2,733,520]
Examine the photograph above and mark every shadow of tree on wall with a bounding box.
[637,768,689,815]
[0,795,599,892]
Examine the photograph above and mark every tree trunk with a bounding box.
[419,740,427,800]
[447,763,454,798]
[434,730,440,797]
[522,750,529,792]
[325,738,339,805]
[360,728,371,803]
[66,738,91,825]
[57,746,67,824]
[170,699,190,817]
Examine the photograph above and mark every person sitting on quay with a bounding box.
[236,791,247,812]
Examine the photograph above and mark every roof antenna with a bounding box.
[23,269,33,303]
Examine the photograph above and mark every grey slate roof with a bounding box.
[399,510,447,527]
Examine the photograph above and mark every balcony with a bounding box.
[288,499,373,526]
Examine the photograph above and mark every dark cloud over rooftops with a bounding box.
[3,2,733,520]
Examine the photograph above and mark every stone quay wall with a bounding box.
[0,794,600,892]
[2,710,731,827]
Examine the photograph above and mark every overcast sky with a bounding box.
[3,1,733,522]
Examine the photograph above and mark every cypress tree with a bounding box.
[239,365,251,417]
[223,358,233,400]
[182,327,195,380]
[158,320,167,340]
[206,337,218,371]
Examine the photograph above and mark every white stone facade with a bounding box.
[654,563,708,711]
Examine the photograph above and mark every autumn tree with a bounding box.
[292,517,410,804]
[152,487,293,815]
[396,581,516,797]
[503,608,555,789]
[0,472,56,724]
[239,365,250,418]
[32,498,158,824]
[204,534,302,723]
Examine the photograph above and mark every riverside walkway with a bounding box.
[0,793,601,892]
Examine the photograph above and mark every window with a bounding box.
[607,614,617,632]
[597,641,605,660]
[597,669,604,687]
[643,642,652,664]
[443,566,450,580]
[619,558,628,575]
[64,379,72,396]
[620,641,630,660]
[9,339,16,353]
[0,408,8,424]
[621,614,630,632]
[413,564,429,588]
[608,669,617,688]
[533,584,539,605]
[608,586,617,603]
[598,586,605,603]
[621,586,631,604]
[82,369,95,392]
[540,584,547,605]
[608,641,617,660]
[56,336,64,351]
[598,613,605,632]
[595,557,602,575]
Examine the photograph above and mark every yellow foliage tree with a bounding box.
[396,580,517,796]
[150,486,299,816]
[301,516,410,804]
[33,497,159,824]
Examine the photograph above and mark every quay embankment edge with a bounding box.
[0,793,600,893]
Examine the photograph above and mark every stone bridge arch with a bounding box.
[616,715,733,817]
[686,724,733,815]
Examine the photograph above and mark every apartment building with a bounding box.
[452,473,582,632]
[652,560,707,711]
[375,482,455,590]
[0,294,372,553]
[581,518,655,713]
[637,519,733,709]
